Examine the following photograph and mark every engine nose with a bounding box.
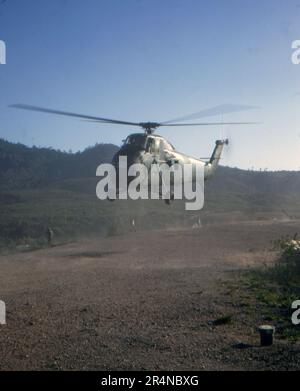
[112,150,143,170]
[112,149,144,195]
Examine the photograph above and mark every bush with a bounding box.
[273,235,300,283]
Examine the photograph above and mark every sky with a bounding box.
[0,0,300,170]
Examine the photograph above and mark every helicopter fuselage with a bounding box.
[111,133,228,194]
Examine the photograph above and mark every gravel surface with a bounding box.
[0,220,299,370]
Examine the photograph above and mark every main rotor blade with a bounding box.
[162,104,259,124]
[9,104,141,127]
[160,121,259,127]
[9,103,259,131]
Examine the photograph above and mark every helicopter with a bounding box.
[10,103,257,205]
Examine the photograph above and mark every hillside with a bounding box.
[0,138,118,190]
[0,138,299,248]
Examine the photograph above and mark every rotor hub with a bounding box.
[138,122,160,134]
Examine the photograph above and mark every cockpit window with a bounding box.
[146,137,157,153]
[161,139,174,151]
[124,134,174,152]
[125,134,147,148]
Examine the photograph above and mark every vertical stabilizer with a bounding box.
[204,139,228,179]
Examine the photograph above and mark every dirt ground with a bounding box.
[0,220,299,371]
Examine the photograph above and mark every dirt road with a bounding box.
[0,220,299,370]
